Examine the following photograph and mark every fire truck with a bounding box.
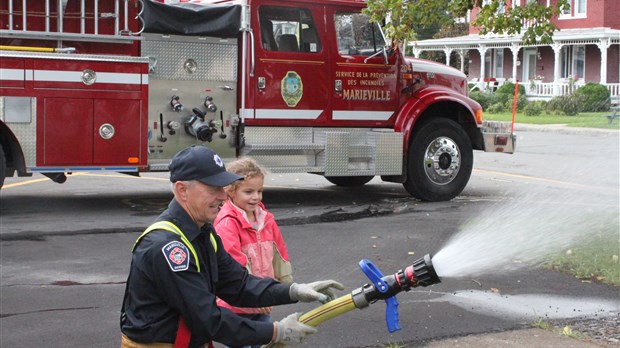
[0,0,515,201]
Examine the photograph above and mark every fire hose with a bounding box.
[263,254,441,348]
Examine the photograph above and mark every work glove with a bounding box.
[273,312,317,345]
[289,280,344,304]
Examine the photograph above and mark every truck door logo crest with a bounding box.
[281,71,303,107]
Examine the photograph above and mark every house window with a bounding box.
[512,1,550,8]
[561,2,571,15]
[483,0,506,14]
[494,49,504,78]
[572,45,585,79]
[484,50,492,78]
[483,49,503,79]
[560,0,587,18]
[259,6,321,53]
[560,46,570,78]
[560,45,585,80]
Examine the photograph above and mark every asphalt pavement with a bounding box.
[418,123,619,347]
[267,124,619,348]
[3,123,618,348]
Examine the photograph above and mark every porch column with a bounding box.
[510,43,520,83]
[458,50,465,73]
[597,38,611,84]
[552,43,563,96]
[443,47,453,66]
[411,47,422,58]
[477,45,487,88]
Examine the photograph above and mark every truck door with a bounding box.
[250,3,328,124]
[328,9,399,126]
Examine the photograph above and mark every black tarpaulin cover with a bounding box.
[141,1,241,38]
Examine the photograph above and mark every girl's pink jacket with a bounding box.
[214,200,293,314]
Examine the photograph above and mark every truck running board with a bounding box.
[240,127,403,177]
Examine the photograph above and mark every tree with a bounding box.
[364,0,570,46]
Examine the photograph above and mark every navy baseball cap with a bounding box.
[169,146,243,187]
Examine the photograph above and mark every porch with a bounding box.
[410,28,620,105]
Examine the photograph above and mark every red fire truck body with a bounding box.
[0,0,515,201]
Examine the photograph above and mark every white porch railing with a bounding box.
[524,82,620,104]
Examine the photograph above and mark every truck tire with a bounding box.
[0,145,6,189]
[325,176,374,187]
[403,118,473,201]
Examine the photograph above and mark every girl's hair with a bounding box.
[225,157,267,192]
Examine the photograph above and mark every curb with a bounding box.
[514,123,619,136]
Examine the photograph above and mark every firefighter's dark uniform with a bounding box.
[120,199,295,348]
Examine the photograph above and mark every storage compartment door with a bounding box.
[93,99,142,165]
[43,98,94,165]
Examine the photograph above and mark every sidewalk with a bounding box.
[421,328,606,347]
[513,123,619,136]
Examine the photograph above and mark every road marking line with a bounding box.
[2,172,168,189]
[473,168,596,189]
[3,178,50,188]
[78,173,168,181]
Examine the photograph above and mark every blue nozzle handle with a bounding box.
[358,259,401,333]
[385,297,401,333]
[358,259,388,293]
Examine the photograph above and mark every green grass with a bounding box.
[540,227,620,287]
[530,318,553,330]
[485,110,619,286]
[482,111,620,130]
[530,320,586,341]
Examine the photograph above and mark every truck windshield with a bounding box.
[335,12,386,56]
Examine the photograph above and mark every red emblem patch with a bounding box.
[162,241,190,272]
[169,247,187,265]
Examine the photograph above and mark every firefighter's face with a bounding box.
[180,180,227,225]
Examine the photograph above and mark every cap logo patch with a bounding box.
[162,241,190,272]
[214,154,224,167]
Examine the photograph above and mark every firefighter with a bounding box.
[120,145,344,348]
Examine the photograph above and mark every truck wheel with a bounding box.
[403,118,473,201]
[325,176,374,187]
[0,146,6,189]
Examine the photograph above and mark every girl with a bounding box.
[214,157,293,348]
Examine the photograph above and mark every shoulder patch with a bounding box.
[162,241,190,272]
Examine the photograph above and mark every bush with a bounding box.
[470,84,529,113]
[516,95,528,112]
[487,102,505,114]
[469,90,491,110]
[524,101,544,116]
[574,83,611,112]
[496,82,527,97]
[547,94,584,116]
[493,82,527,110]
[546,97,562,114]
[502,94,528,113]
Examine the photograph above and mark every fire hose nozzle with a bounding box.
[263,254,441,347]
[409,254,441,287]
[352,254,441,333]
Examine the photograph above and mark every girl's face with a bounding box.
[229,175,264,218]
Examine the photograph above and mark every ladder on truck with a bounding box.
[0,0,142,46]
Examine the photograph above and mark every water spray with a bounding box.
[264,254,441,348]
